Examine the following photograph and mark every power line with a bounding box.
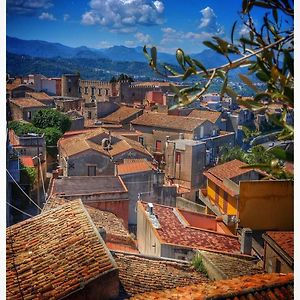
[6,202,33,218]
[6,169,42,211]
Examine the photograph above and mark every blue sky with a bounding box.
[6,0,289,53]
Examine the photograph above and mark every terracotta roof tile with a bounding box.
[131,112,209,132]
[59,128,152,158]
[6,199,117,300]
[140,202,241,255]
[199,250,264,279]
[10,98,46,108]
[131,273,294,300]
[114,252,209,296]
[204,159,252,181]
[19,156,34,168]
[26,92,53,100]
[100,106,143,124]
[43,197,137,250]
[188,109,221,123]
[265,231,294,259]
[117,160,154,175]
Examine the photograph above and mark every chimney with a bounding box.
[179,133,184,140]
[240,228,252,255]
[98,227,106,242]
[147,203,154,215]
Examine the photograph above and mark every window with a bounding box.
[88,165,96,176]
[200,126,204,138]
[88,111,92,119]
[275,259,281,273]
[156,140,162,152]
[68,88,71,93]
[79,87,82,94]
[91,87,95,96]
[106,89,109,96]
[27,111,32,120]
[98,88,101,95]
[84,87,88,94]
[175,151,181,164]
[138,137,144,145]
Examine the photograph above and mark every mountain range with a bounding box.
[6,35,256,95]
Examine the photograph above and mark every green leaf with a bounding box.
[150,47,157,69]
[239,37,260,47]
[164,65,180,76]
[143,45,151,61]
[256,71,270,82]
[220,74,228,97]
[176,48,185,70]
[231,20,238,44]
[203,41,224,55]
[184,55,195,68]
[182,67,197,81]
[192,59,208,75]
[225,86,237,98]
[254,93,271,102]
[272,8,278,23]
[238,74,259,93]
[283,50,294,77]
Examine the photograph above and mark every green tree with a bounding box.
[32,109,71,133]
[219,146,246,163]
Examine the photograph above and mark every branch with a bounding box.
[168,32,294,78]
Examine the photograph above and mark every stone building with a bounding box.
[131,112,218,155]
[9,98,46,122]
[61,73,80,97]
[58,128,153,177]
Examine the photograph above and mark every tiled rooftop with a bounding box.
[265,231,294,259]
[131,273,294,300]
[100,106,142,124]
[204,159,252,181]
[43,197,137,250]
[10,98,46,108]
[188,109,221,123]
[59,128,152,158]
[140,202,241,255]
[117,159,154,175]
[131,112,208,132]
[19,156,34,167]
[52,176,127,196]
[199,250,264,279]
[6,200,117,299]
[113,251,209,297]
[26,92,53,100]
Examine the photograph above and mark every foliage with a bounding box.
[8,120,42,136]
[32,109,71,133]
[219,146,246,163]
[21,166,37,186]
[219,144,293,179]
[242,126,261,144]
[117,73,134,82]
[191,254,208,276]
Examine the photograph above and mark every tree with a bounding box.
[144,0,293,174]
[32,109,71,133]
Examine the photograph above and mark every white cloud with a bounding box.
[7,0,53,15]
[81,0,164,32]
[135,32,151,44]
[98,41,113,48]
[198,7,224,35]
[38,12,56,21]
[63,14,70,22]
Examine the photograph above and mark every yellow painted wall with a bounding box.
[207,180,237,215]
[239,180,293,230]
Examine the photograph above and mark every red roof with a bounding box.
[266,231,294,259]
[140,202,241,255]
[131,273,294,300]
[204,159,252,181]
[117,160,154,175]
[20,156,34,167]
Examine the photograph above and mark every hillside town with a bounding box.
[6,71,294,299]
